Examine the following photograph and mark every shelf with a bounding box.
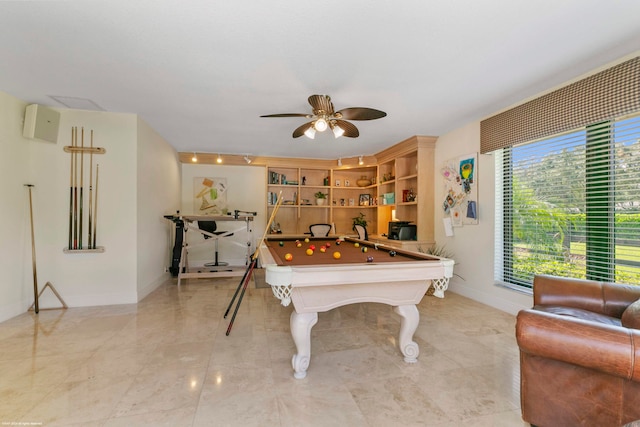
[397,174,417,181]
[63,246,105,253]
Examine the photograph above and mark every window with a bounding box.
[495,114,640,289]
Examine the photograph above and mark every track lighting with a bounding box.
[244,155,252,164]
[337,158,342,167]
[191,152,198,162]
[217,154,222,164]
[358,155,364,165]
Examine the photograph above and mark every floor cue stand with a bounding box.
[25,184,67,313]
[29,281,68,312]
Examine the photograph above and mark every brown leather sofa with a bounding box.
[516,274,640,427]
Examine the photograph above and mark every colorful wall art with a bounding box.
[441,153,478,226]
[194,177,228,215]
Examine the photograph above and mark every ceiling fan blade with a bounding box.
[335,107,387,121]
[292,122,314,138]
[260,113,310,118]
[308,95,334,115]
[334,120,359,138]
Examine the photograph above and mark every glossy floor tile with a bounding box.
[0,276,528,426]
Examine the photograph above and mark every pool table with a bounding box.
[259,236,454,379]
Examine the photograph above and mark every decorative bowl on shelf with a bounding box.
[356,176,371,187]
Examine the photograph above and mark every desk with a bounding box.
[165,214,254,285]
[259,236,453,379]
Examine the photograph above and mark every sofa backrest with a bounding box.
[533,275,640,318]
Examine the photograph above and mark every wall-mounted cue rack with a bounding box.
[63,127,106,253]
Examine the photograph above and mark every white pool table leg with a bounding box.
[394,304,420,363]
[290,311,318,379]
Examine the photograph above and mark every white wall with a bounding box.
[0,92,32,321]
[434,123,532,315]
[0,93,181,322]
[136,117,181,299]
[180,164,266,266]
[29,110,139,308]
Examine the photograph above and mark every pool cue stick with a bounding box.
[93,164,99,249]
[88,130,93,249]
[226,192,283,335]
[79,128,84,249]
[73,127,78,249]
[224,192,282,319]
[68,127,74,250]
[25,184,39,313]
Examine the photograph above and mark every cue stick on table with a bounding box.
[225,191,283,335]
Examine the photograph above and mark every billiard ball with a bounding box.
[309,245,316,251]
[366,256,374,262]
[333,251,341,259]
[296,242,302,248]
[306,248,314,256]
[284,253,293,261]
[335,239,341,246]
[304,238,310,243]
[320,246,326,253]
[325,242,331,247]
[279,241,284,247]
[389,250,397,257]
[354,242,360,248]
[361,246,368,253]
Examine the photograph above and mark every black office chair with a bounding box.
[198,221,232,267]
[309,223,332,237]
[353,224,368,240]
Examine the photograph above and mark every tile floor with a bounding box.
[0,275,529,426]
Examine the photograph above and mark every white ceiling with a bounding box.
[2,1,639,159]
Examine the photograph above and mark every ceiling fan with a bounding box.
[260,95,387,139]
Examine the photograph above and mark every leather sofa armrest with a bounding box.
[516,309,640,381]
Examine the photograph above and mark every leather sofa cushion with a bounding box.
[621,299,640,329]
[533,305,622,326]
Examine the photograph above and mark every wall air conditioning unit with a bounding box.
[23,104,60,143]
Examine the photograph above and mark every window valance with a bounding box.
[480,56,640,154]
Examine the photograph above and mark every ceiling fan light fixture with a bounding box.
[244,155,252,164]
[304,127,316,139]
[358,155,364,165]
[314,117,328,132]
[191,152,198,162]
[217,154,222,164]
[337,158,342,167]
[331,122,344,138]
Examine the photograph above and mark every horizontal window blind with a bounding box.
[495,114,640,287]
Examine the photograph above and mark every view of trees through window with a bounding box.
[498,115,640,287]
